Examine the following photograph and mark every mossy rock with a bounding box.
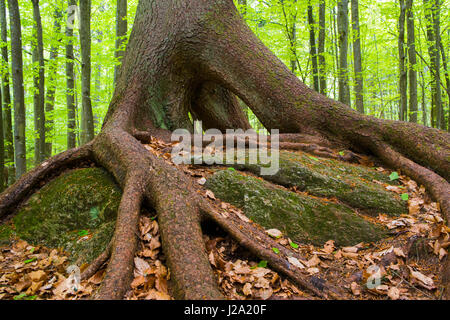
[229,150,407,216]
[1,168,122,264]
[206,170,388,246]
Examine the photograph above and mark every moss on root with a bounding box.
[232,150,407,216]
[206,170,388,246]
[3,168,121,264]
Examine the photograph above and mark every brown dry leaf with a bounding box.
[287,256,305,269]
[342,246,359,253]
[307,267,319,275]
[306,255,321,268]
[205,190,216,200]
[145,289,171,300]
[29,270,47,282]
[14,279,31,292]
[388,287,400,300]
[350,282,361,296]
[134,257,151,277]
[408,267,436,290]
[393,248,406,258]
[322,240,335,254]
[266,229,282,239]
[131,276,146,289]
[342,252,359,259]
[439,248,448,261]
[242,283,252,296]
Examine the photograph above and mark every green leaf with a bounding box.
[401,193,409,201]
[78,230,89,237]
[308,156,319,162]
[338,151,345,156]
[258,260,268,268]
[272,247,280,254]
[13,293,28,300]
[90,207,100,220]
[24,258,36,264]
[228,167,236,171]
[289,242,299,249]
[389,172,399,181]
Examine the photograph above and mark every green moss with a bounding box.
[206,170,388,246]
[8,168,122,264]
[0,224,14,245]
[230,150,406,216]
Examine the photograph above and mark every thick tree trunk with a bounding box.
[80,0,95,144]
[307,1,319,92]
[114,0,127,84]
[31,0,46,165]
[337,0,351,106]
[351,0,364,114]
[406,0,418,123]
[398,0,408,122]
[1,0,449,300]
[45,7,63,159]
[0,0,14,185]
[67,0,77,149]
[318,0,327,95]
[8,0,26,179]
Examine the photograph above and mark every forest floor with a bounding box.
[0,137,448,300]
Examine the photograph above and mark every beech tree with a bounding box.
[0,0,449,300]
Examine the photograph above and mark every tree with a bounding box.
[398,0,408,122]
[0,0,448,300]
[31,0,46,165]
[67,0,77,149]
[308,0,319,92]
[351,0,364,114]
[80,0,95,144]
[0,83,3,191]
[0,0,14,184]
[318,0,327,95]
[45,5,64,158]
[8,0,26,179]
[337,0,351,106]
[114,0,127,84]
[406,0,418,123]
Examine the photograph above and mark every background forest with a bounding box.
[0,0,449,191]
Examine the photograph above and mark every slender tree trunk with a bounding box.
[114,0,127,84]
[318,0,327,95]
[0,0,14,184]
[420,71,428,126]
[44,7,63,159]
[308,0,319,92]
[337,0,351,106]
[398,0,408,121]
[440,42,450,132]
[67,0,77,149]
[0,85,4,191]
[31,0,46,165]
[79,0,95,144]
[406,0,418,123]
[8,0,26,178]
[432,0,444,130]
[351,0,364,114]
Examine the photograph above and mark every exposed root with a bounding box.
[0,144,93,221]
[95,173,146,300]
[199,202,343,299]
[81,240,113,281]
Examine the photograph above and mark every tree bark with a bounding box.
[8,0,26,179]
[351,0,364,114]
[308,0,319,92]
[440,41,450,132]
[80,0,95,144]
[31,0,46,165]
[0,83,4,191]
[0,0,449,300]
[114,0,127,84]
[337,0,351,106]
[318,0,327,95]
[398,0,408,122]
[67,0,77,149]
[406,0,418,123]
[0,0,14,185]
[44,6,63,159]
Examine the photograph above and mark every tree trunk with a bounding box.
[440,41,450,132]
[8,0,26,179]
[31,0,46,165]
[406,0,418,123]
[67,0,77,149]
[0,84,4,192]
[337,0,351,106]
[0,0,14,185]
[351,0,364,114]
[114,0,127,84]
[0,0,449,300]
[80,0,95,144]
[398,0,408,122]
[308,0,319,92]
[318,0,327,95]
[44,6,63,159]
[432,0,444,130]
